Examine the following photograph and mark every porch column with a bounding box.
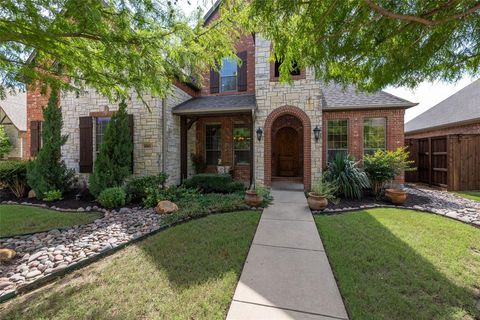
[180,116,187,181]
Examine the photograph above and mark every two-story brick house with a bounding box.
[25,3,416,190]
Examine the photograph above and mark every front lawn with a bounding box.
[315,208,480,320]
[454,191,480,202]
[0,205,100,237]
[0,211,259,320]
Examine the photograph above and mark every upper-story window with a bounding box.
[220,58,237,92]
[274,60,301,78]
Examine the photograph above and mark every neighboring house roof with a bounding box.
[405,79,480,133]
[0,91,27,131]
[322,83,417,110]
[172,93,256,115]
[203,0,221,25]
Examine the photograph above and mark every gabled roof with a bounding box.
[203,0,221,25]
[172,93,256,115]
[0,91,27,131]
[322,83,417,110]
[405,79,480,133]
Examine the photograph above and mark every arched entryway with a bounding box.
[264,106,311,190]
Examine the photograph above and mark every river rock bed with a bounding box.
[320,186,480,226]
[0,207,162,300]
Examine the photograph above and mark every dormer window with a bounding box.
[220,58,237,92]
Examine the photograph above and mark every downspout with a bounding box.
[162,98,167,173]
[251,108,256,189]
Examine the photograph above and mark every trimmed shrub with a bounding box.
[0,160,28,198]
[97,187,126,208]
[324,153,370,199]
[0,125,12,158]
[89,100,133,197]
[183,173,245,193]
[27,88,75,199]
[124,173,168,203]
[43,190,63,202]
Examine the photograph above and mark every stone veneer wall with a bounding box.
[61,85,191,186]
[254,36,323,189]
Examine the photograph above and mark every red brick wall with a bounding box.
[25,84,52,159]
[323,108,405,182]
[405,121,480,139]
[200,10,255,96]
[195,114,252,183]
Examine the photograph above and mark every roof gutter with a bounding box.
[324,103,418,111]
[405,117,480,135]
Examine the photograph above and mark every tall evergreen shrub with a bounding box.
[89,100,133,197]
[0,125,12,158]
[27,88,75,199]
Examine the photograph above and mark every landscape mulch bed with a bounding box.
[326,192,432,210]
[0,189,96,210]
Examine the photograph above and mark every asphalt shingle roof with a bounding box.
[405,79,480,133]
[0,91,27,131]
[322,83,417,109]
[172,93,256,115]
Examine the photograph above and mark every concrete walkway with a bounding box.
[227,189,349,320]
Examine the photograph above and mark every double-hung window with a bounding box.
[233,124,251,165]
[363,118,386,155]
[205,124,221,165]
[95,117,111,153]
[327,119,348,162]
[220,58,237,92]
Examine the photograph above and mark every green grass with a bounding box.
[0,205,100,237]
[454,191,480,202]
[0,211,260,320]
[315,208,480,320]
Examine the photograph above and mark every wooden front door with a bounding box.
[274,127,299,177]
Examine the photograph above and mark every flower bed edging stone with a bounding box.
[0,207,260,304]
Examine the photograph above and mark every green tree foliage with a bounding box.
[89,100,133,197]
[27,88,75,198]
[246,0,480,90]
[0,0,244,100]
[0,125,12,158]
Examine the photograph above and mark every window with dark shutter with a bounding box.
[210,68,220,94]
[237,51,248,92]
[128,114,134,173]
[30,120,41,157]
[79,116,93,173]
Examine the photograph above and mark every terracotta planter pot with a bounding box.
[245,190,263,208]
[385,188,407,205]
[307,192,328,211]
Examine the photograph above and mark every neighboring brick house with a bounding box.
[25,3,416,190]
[405,79,480,191]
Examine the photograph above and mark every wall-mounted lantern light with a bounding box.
[313,126,321,143]
[256,127,263,141]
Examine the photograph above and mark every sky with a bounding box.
[178,0,477,124]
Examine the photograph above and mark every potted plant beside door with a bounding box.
[307,180,337,211]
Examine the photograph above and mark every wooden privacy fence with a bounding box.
[405,134,480,191]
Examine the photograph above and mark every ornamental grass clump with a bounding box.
[324,153,370,200]
[363,147,415,199]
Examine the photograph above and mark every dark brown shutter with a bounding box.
[210,68,220,94]
[237,51,248,92]
[79,116,93,173]
[128,114,134,173]
[30,121,41,157]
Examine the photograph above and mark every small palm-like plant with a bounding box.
[324,153,370,199]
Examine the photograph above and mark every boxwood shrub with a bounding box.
[183,173,245,193]
[97,187,126,208]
